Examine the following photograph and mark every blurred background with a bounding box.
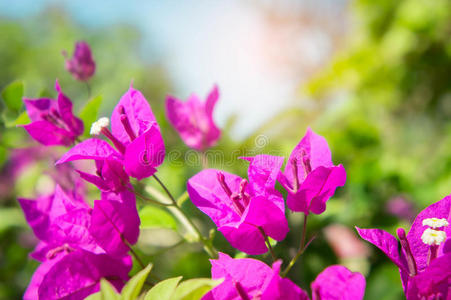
[0,0,450,299]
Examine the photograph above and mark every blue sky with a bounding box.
[0,0,345,138]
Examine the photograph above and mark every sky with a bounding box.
[0,0,346,138]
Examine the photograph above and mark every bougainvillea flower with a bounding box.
[90,189,140,256]
[24,249,132,300]
[356,195,451,299]
[63,41,96,81]
[22,80,84,146]
[187,154,288,255]
[311,265,366,300]
[202,252,308,300]
[278,127,346,214]
[18,185,102,262]
[166,85,220,151]
[57,85,165,181]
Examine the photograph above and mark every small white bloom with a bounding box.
[90,117,110,135]
[422,218,449,228]
[421,228,447,246]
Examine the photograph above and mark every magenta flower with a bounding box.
[25,250,131,300]
[356,195,451,299]
[311,265,366,300]
[89,189,140,256]
[57,85,165,182]
[19,184,138,299]
[166,85,221,151]
[63,41,96,81]
[22,80,84,146]
[18,185,104,259]
[187,155,289,255]
[202,252,308,300]
[278,127,346,214]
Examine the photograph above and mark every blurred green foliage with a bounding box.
[0,0,450,299]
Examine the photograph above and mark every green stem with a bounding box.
[131,187,174,207]
[282,213,308,277]
[125,239,145,269]
[259,227,276,262]
[200,151,208,169]
[85,81,91,98]
[151,175,218,258]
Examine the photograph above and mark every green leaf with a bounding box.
[139,206,178,230]
[79,95,102,137]
[144,276,182,300]
[85,279,120,300]
[121,263,153,300]
[171,278,222,300]
[1,81,23,113]
[2,110,30,128]
[13,111,30,126]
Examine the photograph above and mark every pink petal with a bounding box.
[356,227,407,272]
[187,169,242,227]
[23,98,57,122]
[23,121,73,146]
[111,86,157,145]
[90,193,140,256]
[261,261,308,300]
[243,195,288,242]
[123,123,165,180]
[283,128,334,190]
[219,222,267,255]
[77,170,110,191]
[311,265,366,300]
[56,82,83,136]
[241,155,284,197]
[57,138,120,164]
[287,165,346,214]
[49,208,102,254]
[24,255,63,300]
[166,86,221,151]
[166,95,205,150]
[207,253,274,300]
[410,253,451,298]
[38,250,131,300]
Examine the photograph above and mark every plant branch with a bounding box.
[151,175,218,258]
[282,213,309,277]
[258,227,277,262]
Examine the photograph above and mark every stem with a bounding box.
[258,227,276,262]
[85,81,91,97]
[131,187,174,207]
[151,175,218,258]
[125,239,145,269]
[299,213,308,251]
[200,151,209,169]
[282,213,309,277]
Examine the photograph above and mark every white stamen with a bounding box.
[421,228,447,246]
[90,117,110,135]
[422,218,449,228]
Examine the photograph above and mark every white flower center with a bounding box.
[421,228,447,246]
[422,218,449,228]
[90,117,110,135]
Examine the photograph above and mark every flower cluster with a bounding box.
[187,128,346,256]
[15,40,450,300]
[19,184,139,299]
